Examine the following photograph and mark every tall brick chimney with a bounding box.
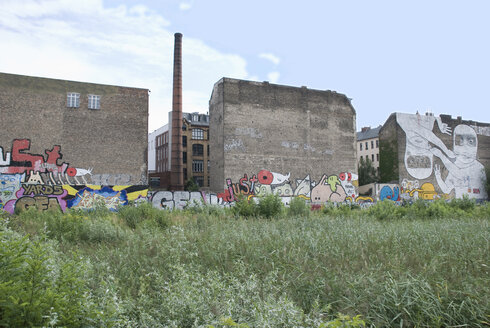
[170,32,184,190]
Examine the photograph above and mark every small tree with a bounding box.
[358,157,378,186]
[184,178,199,192]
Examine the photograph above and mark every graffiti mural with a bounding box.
[0,139,148,213]
[396,114,488,200]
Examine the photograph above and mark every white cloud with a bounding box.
[0,0,249,131]
[267,72,280,83]
[259,53,281,65]
[179,2,192,11]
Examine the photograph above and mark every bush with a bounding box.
[257,193,284,218]
[232,195,257,218]
[0,222,114,327]
[288,197,310,217]
[118,202,170,230]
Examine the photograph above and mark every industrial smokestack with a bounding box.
[170,32,184,190]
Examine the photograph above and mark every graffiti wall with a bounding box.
[396,113,488,200]
[0,139,147,213]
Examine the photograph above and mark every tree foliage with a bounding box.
[358,157,378,186]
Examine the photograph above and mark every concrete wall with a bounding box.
[0,72,148,186]
[209,78,357,203]
[380,112,489,200]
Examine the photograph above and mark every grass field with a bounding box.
[1,197,489,327]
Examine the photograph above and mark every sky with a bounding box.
[1,0,489,132]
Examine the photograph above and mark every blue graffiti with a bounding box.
[379,185,400,201]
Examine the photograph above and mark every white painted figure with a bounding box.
[431,124,487,199]
[396,113,453,179]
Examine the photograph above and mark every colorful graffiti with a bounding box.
[396,113,488,200]
[215,169,359,206]
[0,139,147,213]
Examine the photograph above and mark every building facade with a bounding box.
[379,112,489,201]
[148,112,210,189]
[0,72,149,212]
[209,78,358,205]
[356,125,382,175]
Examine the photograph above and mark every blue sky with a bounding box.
[1,0,489,131]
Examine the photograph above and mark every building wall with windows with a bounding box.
[0,72,148,186]
[148,112,210,189]
[356,125,382,176]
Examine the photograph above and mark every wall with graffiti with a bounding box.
[396,113,488,200]
[0,139,147,213]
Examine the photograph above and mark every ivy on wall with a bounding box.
[379,139,398,183]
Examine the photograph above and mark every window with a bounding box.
[376,153,379,161]
[365,141,368,150]
[88,94,100,109]
[183,152,187,164]
[182,136,187,147]
[207,145,209,156]
[192,144,203,156]
[192,160,203,172]
[360,143,362,151]
[193,114,198,121]
[183,168,187,181]
[182,124,187,131]
[192,128,204,140]
[371,140,374,149]
[194,176,204,187]
[372,154,375,162]
[67,92,80,108]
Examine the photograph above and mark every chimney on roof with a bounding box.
[361,127,370,132]
[170,32,184,191]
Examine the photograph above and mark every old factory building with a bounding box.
[379,112,489,201]
[0,73,148,190]
[209,78,358,203]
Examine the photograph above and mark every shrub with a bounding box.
[118,202,170,230]
[288,197,310,217]
[0,222,114,327]
[257,193,284,218]
[232,195,257,218]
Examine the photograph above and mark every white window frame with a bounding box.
[88,94,100,110]
[192,128,204,140]
[192,160,204,172]
[67,92,80,108]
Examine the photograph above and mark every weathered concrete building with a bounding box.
[0,72,149,212]
[209,78,358,204]
[379,112,489,201]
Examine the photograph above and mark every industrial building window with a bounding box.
[192,128,204,140]
[88,94,100,109]
[192,144,203,156]
[192,160,203,172]
[207,145,209,156]
[67,92,80,108]
[182,136,187,147]
[372,154,375,162]
[183,152,187,164]
[194,176,204,187]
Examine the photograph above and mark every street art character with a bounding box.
[0,173,24,209]
[310,175,347,204]
[272,183,294,197]
[257,169,290,185]
[431,124,487,199]
[396,113,454,179]
[379,185,400,201]
[294,175,311,198]
[254,184,272,197]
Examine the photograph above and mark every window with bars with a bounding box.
[88,94,100,109]
[192,160,203,172]
[192,128,204,140]
[67,92,80,108]
[192,144,203,156]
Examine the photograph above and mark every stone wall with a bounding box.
[209,78,357,199]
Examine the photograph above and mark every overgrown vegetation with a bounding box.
[1,200,489,327]
[358,157,378,185]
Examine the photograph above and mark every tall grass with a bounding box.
[2,201,489,327]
